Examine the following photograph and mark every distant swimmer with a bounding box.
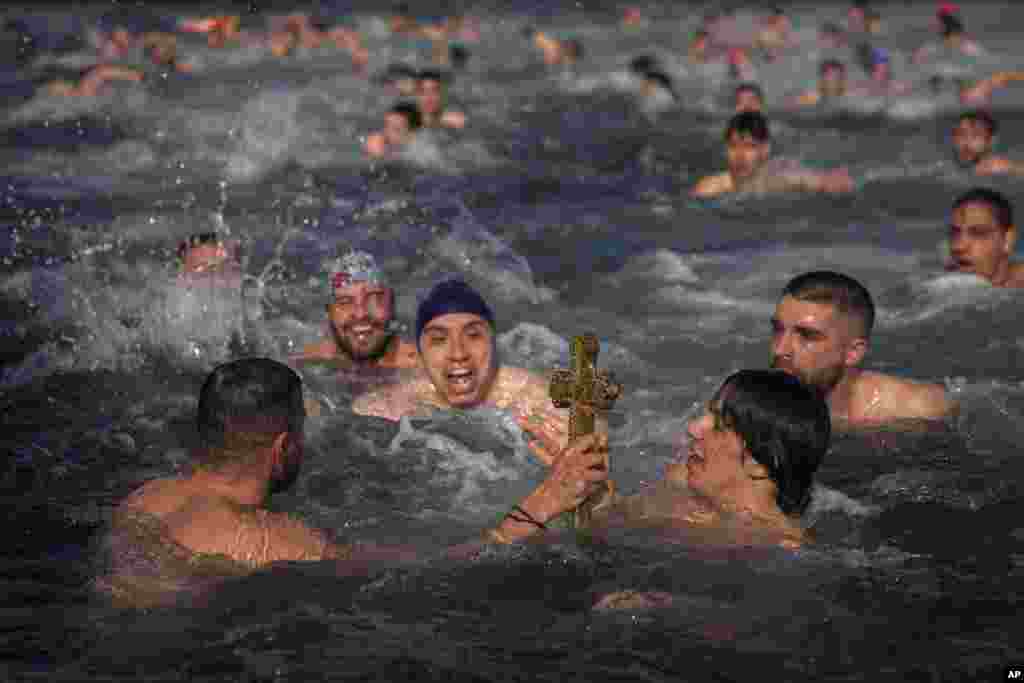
[296,250,419,369]
[97,359,356,606]
[957,71,1024,107]
[523,27,583,69]
[951,111,1024,176]
[788,59,848,107]
[177,232,241,279]
[416,69,466,129]
[770,271,953,428]
[755,7,795,61]
[485,369,828,550]
[691,112,854,199]
[727,47,757,82]
[353,279,575,449]
[912,12,984,64]
[946,188,1024,288]
[43,64,144,97]
[733,83,765,113]
[364,102,422,158]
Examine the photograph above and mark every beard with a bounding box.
[771,355,845,395]
[331,320,394,363]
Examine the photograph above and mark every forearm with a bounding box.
[487,484,563,544]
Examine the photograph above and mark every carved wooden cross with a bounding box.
[549,333,623,528]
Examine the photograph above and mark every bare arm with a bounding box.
[691,173,733,198]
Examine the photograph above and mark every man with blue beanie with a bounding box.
[354,278,576,459]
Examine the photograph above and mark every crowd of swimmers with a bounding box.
[74,1,1024,607]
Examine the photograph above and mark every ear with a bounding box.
[269,431,291,476]
[844,335,868,368]
[1004,224,1017,255]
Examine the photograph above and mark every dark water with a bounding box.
[2,1,1024,680]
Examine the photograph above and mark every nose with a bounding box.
[351,296,369,317]
[447,334,469,361]
[772,329,793,358]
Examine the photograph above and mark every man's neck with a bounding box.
[825,368,860,423]
[189,460,269,508]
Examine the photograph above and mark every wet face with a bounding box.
[181,243,234,275]
[770,295,863,395]
[734,89,763,113]
[952,118,993,167]
[820,66,847,98]
[417,78,444,117]
[383,112,411,146]
[418,313,498,408]
[948,201,1014,282]
[329,280,394,362]
[726,131,770,181]
[682,393,748,500]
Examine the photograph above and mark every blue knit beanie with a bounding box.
[415,279,495,347]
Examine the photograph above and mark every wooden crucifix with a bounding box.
[549,333,623,529]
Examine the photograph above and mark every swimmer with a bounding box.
[770,271,953,428]
[353,279,576,449]
[789,60,847,107]
[177,233,240,278]
[951,111,1024,176]
[296,250,418,369]
[416,69,466,129]
[734,83,765,113]
[364,102,422,158]
[688,29,712,64]
[524,27,583,68]
[486,369,829,549]
[98,359,356,606]
[818,22,847,50]
[691,112,854,198]
[727,48,757,82]
[142,33,193,73]
[946,188,1024,287]
[846,0,869,33]
[912,12,983,64]
[638,70,677,104]
[957,71,1024,107]
[756,7,794,61]
[44,64,144,97]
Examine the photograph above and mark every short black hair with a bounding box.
[957,109,997,137]
[953,188,1014,229]
[643,70,676,98]
[564,38,583,60]
[940,13,964,37]
[390,101,422,130]
[417,68,446,85]
[716,369,830,516]
[449,44,470,69]
[177,232,229,261]
[197,358,305,455]
[724,111,771,143]
[782,271,875,338]
[629,54,660,76]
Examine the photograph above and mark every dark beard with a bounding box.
[331,324,394,364]
[771,356,844,396]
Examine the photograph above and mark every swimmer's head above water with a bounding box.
[324,250,398,363]
[415,278,498,409]
[667,369,830,518]
[733,83,764,113]
[819,59,848,99]
[724,111,772,183]
[770,271,874,396]
[948,188,1019,286]
[952,110,996,168]
[177,232,240,276]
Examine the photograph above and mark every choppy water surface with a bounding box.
[2,1,1024,680]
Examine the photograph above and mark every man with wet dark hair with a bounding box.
[733,82,764,113]
[947,188,1024,287]
[790,59,848,106]
[416,69,466,129]
[770,271,952,427]
[951,111,1024,176]
[364,101,423,158]
[109,359,353,579]
[692,112,853,198]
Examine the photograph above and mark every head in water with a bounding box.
[819,59,848,98]
[415,278,498,408]
[870,47,891,83]
[672,369,830,517]
[770,271,875,396]
[384,101,422,146]
[416,69,447,121]
[325,250,397,363]
[733,82,764,113]
[952,110,996,168]
[196,358,306,494]
[948,188,1017,284]
[724,111,771,182]
[177,233,239,276]
[940,12,965,47]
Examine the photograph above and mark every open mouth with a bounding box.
[348,325,378,344]
[447,367,475,393]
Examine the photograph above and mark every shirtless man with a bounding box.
[691,112,854,199]
[951,111,1024,176]
[947,188,1024,288]
[44,64,144,97]
[416,70,466,129]
[364,102,422,158]
[770,271,953,428]
[98,359,357,605]
[177,232,240,277]
[912,12,983,64]
[789,59,848,107]
[296,250,418,369]
[353,278,572,444]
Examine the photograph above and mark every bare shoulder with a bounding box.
[352,372,432,420]
[691,172,732,199]
[392,338,421,369]
[862,371,953,421]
